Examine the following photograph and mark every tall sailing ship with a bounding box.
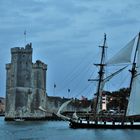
[57,32,140,129]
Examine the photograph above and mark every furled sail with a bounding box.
[72,112,79,120]
[107,37,136,65]
[97,81,104,113]
[126,36,140,116]
[57,99,72,121]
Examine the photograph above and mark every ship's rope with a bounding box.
[56,50,100,98]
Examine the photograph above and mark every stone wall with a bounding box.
[0,97,5,114]
[46,96,91,114]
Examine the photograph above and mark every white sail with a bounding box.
[107,37,135,65]
[126,37,140,116]
[38,106,47,112]
[56,99,72,121]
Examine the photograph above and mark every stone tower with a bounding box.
[5,43,47,120]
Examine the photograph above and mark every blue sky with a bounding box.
[0,0,140,99]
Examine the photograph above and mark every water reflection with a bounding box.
[0,117,140,140]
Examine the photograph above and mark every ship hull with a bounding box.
[69,120,140,129]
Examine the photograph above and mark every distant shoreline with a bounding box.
[4,116,62,121]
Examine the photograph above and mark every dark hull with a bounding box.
[69,120,140,129]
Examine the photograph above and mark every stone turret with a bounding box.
[5,43,47,120]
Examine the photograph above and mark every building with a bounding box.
[102,93,107,111]
[5,43,47,120]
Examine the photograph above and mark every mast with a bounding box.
[24,30,27,46]
[94,34,107,119]
[123,32,140,122]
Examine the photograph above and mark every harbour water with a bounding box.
[0,117,140,140]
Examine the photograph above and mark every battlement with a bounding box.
[11,43,32,54]
[6,64,11,69]
[33,60,47,70]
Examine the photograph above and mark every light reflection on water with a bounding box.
[0,117,140,140]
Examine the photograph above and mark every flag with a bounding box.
[24,30,26,35]
[54,83,56,88]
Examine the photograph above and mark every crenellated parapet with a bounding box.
[11,43,32,54]
[5,64,11,70]
[33,60,47,70]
